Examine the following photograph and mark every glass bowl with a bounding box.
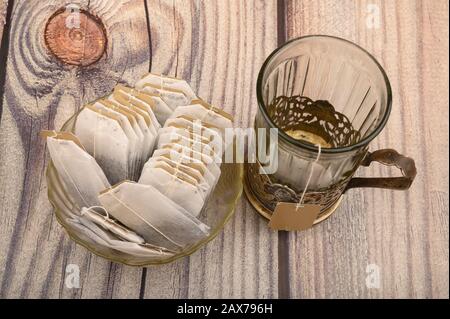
[46,109,243,266]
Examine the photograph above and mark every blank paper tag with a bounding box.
[269,203,321,231]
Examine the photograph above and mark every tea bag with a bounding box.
[152,148,219,187]
[101,98,155,165]
[91,101,145,178]
[146,95,173,124]
[144,156,212,199]
[67,216,175,258]
[137,85,189,110]
[139,161,205,217]
[80,206,145,244]
[157,131,222,156]
[165,115,223,138]
[158,143,221,176]
[136,72,197,101]
[74,104,137,183]
[158,127,223,155]
[169,99,233,131]
[160,142,222,172]
[164,116,229,156]
[111,85,162,133]
[74,104,136,180]
[114,86,172,125]
[157,133,219,159]
[162,119,223,142]
[98,182,209,250]
[41,131,111,208]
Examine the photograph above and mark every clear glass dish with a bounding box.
[46,110,243,266]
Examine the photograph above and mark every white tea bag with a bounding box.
[80,207,145,244]
[160,142,222,172]
[88,103,141,180]
[128,106,156,162]
[147,95,173,124]
[98,182,209,250]
[73,106,132,184]
[152,148,219,187]
[112,85,161,133]
[101,98,155,165]
[92,101,145,178]
[139,162,205,217]
[67,217,175,258]
[164,116,223,138]
[170,99,233,130]
[157,133,218,160]
[158,128,222,156]
[136,73,197,100]
[136,83,190,110]
[164,116,229,155]
[41,131,111,208]
[145,156,212,199]
[163,120,223,143]
[114,85,172,125]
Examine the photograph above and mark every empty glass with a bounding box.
[244,35,416,223]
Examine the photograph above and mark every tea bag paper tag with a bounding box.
[269,203,321,231]
[268,143,322,231]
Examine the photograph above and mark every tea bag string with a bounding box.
[125,87,140,105]
[159,76,166,97]
[125,88,133,105]
[93,110,98,159]
[82,205,110,220]
[108,191,183,248]
[190,137,207,160]
[189,119,206,148]
[296,144,322,210]
[165,159,184,197]
[81,205,150,247]
[200,101,214,123]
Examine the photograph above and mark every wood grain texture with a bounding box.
[44,9,107,66]
[284,0,449,298]
[0,0,150,298]
[0,0,447,299]
[0,0,7,43]
[141,0,279,298]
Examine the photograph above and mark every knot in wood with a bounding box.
[45,8,106,66]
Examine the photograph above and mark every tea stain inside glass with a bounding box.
[267,95,360,148]
[285,129,332,148]
[257,95,363,208]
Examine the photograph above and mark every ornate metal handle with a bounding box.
[345,149,417,192]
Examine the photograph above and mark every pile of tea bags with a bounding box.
[139,98,233,217]
[42,73,233,256]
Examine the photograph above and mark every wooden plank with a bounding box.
[412,0,449,299]
[0,0,7,44]
[0,0,150,298]
[141,0,279,298]
[284,0,449,298]
[1,0,445,299]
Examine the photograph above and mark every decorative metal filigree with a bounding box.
[246,96,362,218]
[267,96,361,148]
[246,161,349,219]
[247,96,417,219]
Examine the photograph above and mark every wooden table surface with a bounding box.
[0,0,448,299]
